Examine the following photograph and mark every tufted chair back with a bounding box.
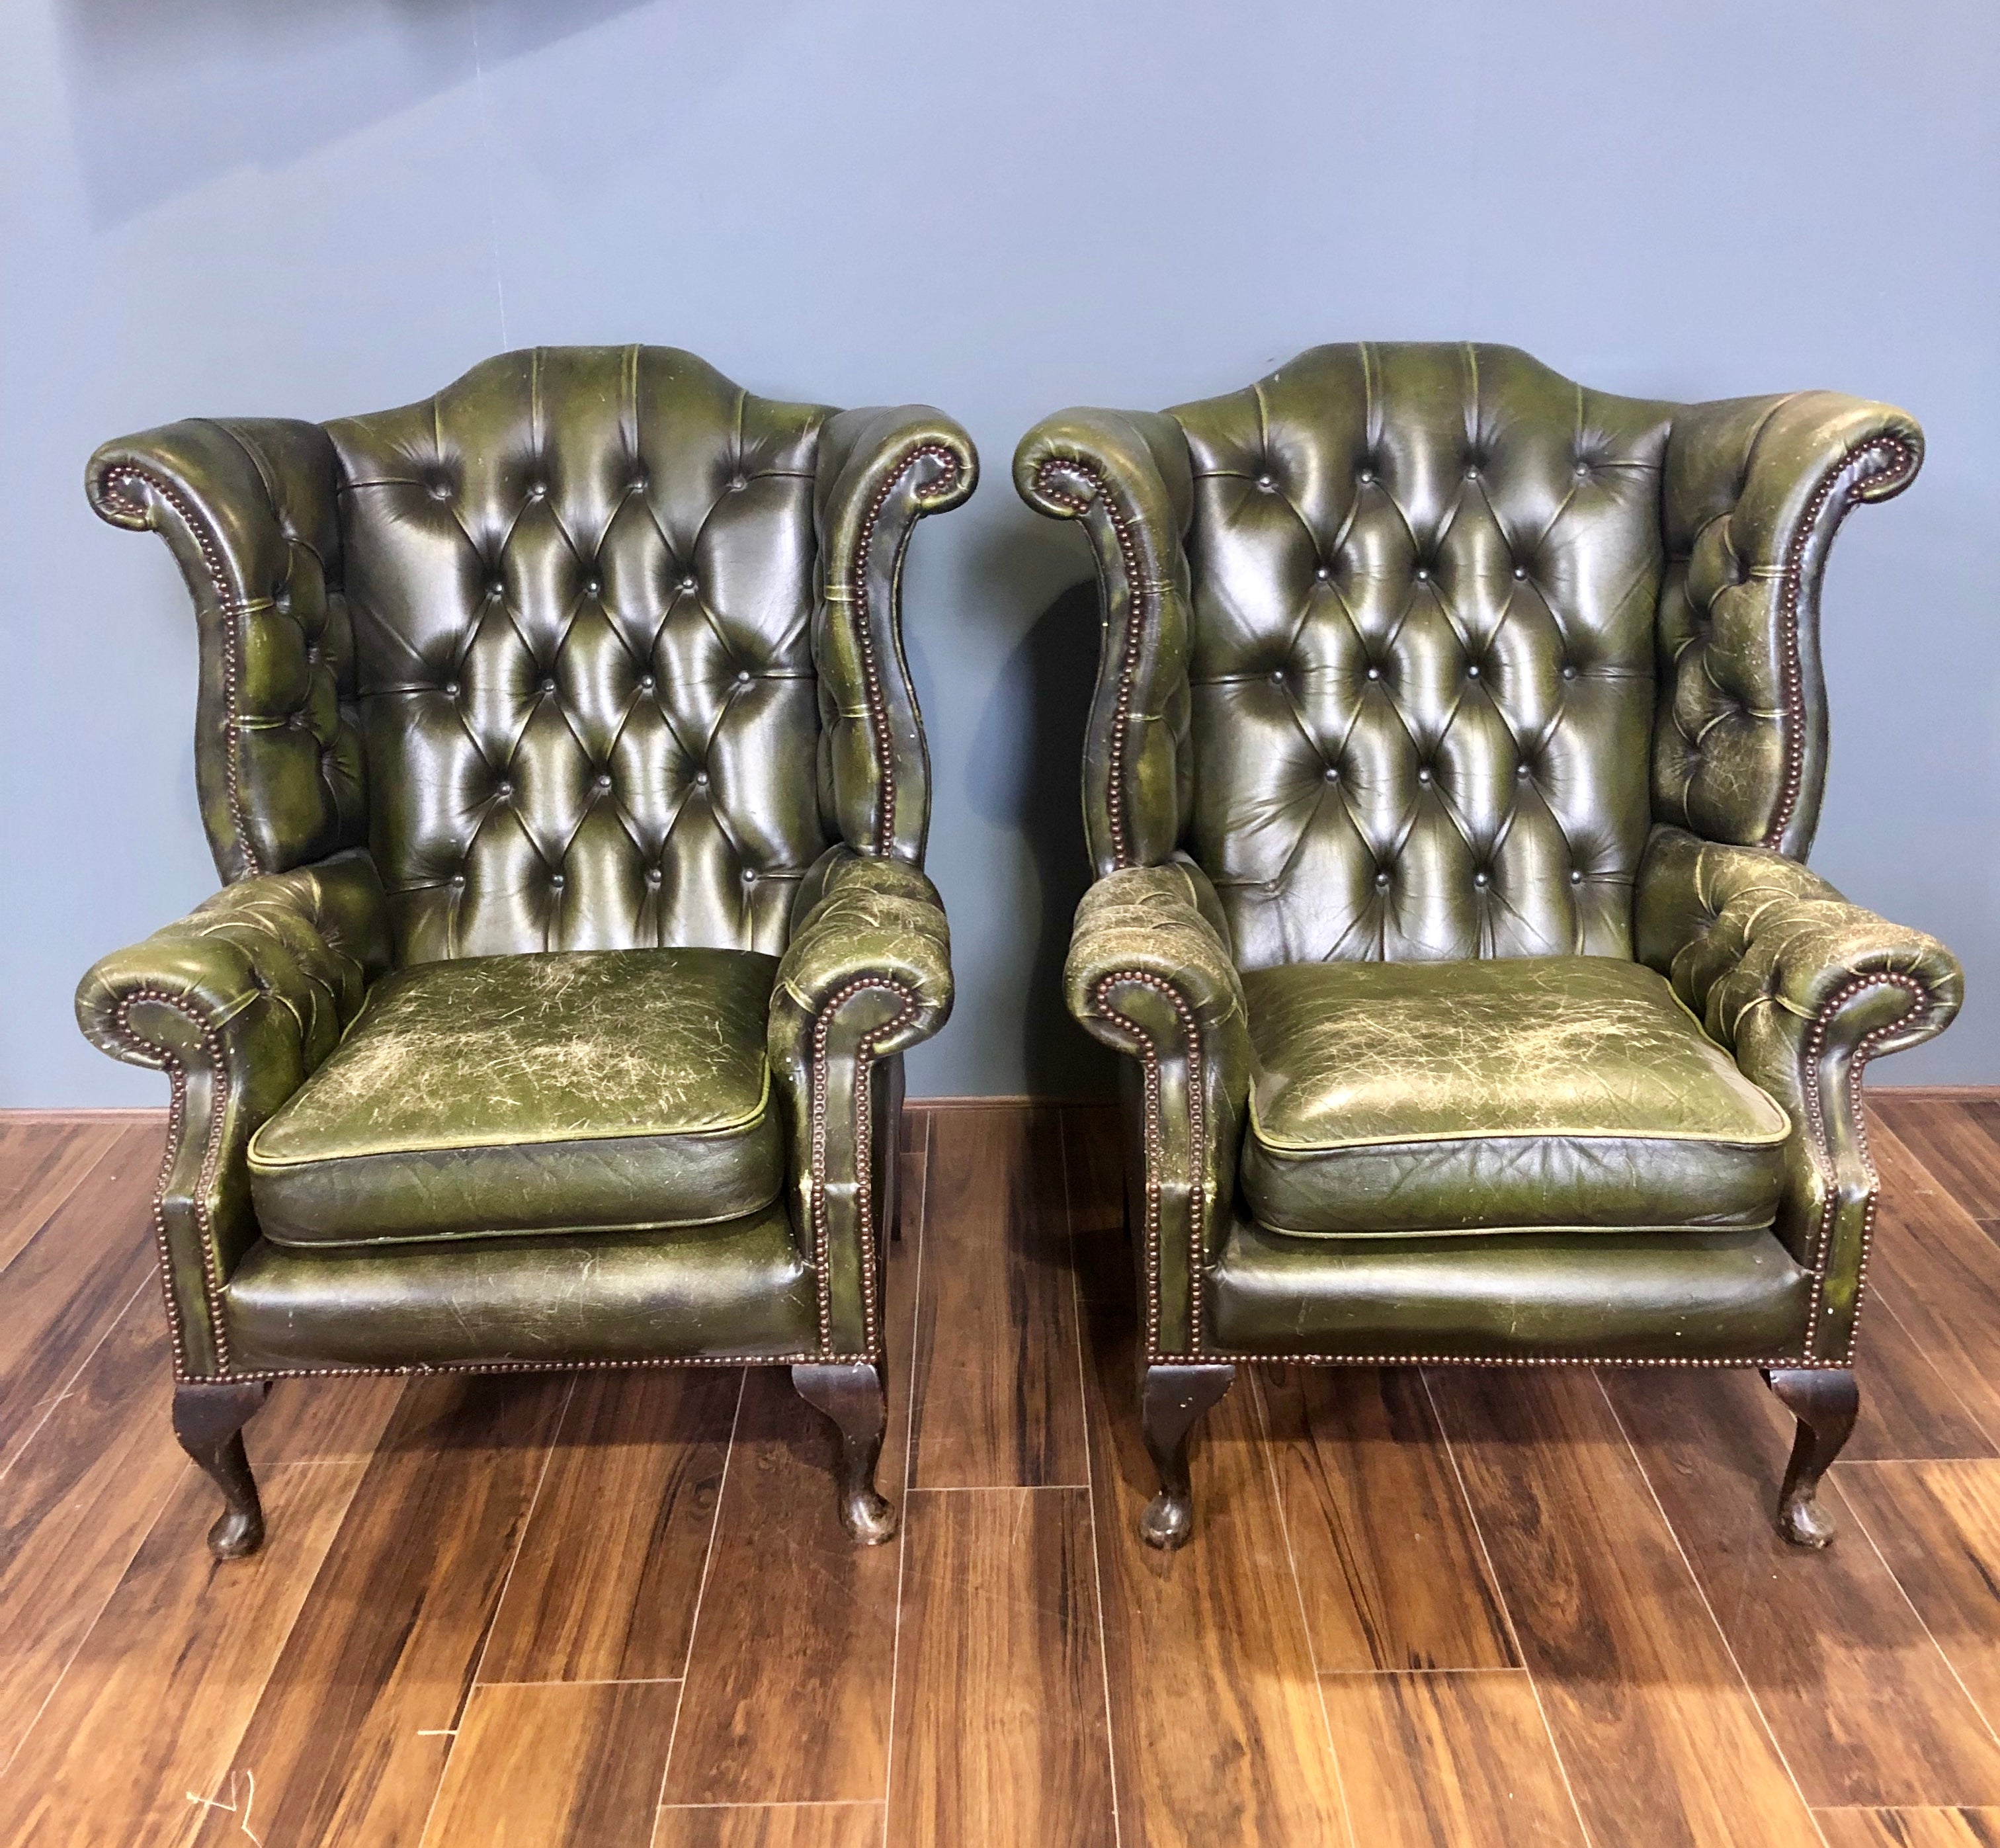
[321,347,867,963]
[1167,344,1675,968]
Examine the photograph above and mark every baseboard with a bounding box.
[0,1107,168,1122]
[1868,1084,2000,1100]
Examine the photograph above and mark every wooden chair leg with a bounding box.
[1763,1367,1860,1548]
[793,1361,897,1546]
[172,1378,272,1560]
[1138,1363,1236,1550]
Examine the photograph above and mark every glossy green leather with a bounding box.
[247,948,784,1247]
[1239,958,1788,1237]
[1208,1220,1814,1361]
[1021,342,1960,1366]
[78,347,972,1381]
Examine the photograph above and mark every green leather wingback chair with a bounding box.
[79,346,974,1556]
[1017,343,1960,1550]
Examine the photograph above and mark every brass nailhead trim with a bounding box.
[97,464,263,880]
[1763,435,1917,849]
[108,987,236,1378]
[1093,968,1205,1362]
[808,976,919,1359]
[1032,458,1145,870]
[850,444,962,855]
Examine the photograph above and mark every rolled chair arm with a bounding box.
[812,407,977,864]
[74,851,392,1376]
[1657,392,1923,859]
[1065,861,1251,1359]
[1015,409,1197,877]
[769,851,953,1359]
[87,417,366,884]
[1636,825,1961,1357]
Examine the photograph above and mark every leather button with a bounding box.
[486,581,504,599]
[728,476,747,493]
[638,674,656,692]
[444,681,460,697]
[1374,871,1391,890]
[646,868,661,886]
[527,482,547,500]
[736,670,752,685]
[1466,663,1481,679]
[595,774,612,791]
[274,589,292,613]
[451,873,466,888]
[1357,468,1374,484]
[1570,870,1585,886]
[1366,665,1381,681]
[583,577,601,597]
[742,868,758,884]
[1415,568,1429,582]
[1465,465,1480,480]
[428,480,450,501]
[1474,871,1490,888]
[694,771,709,788]
[1270,669,1284,685]
[1573,462,1590,478]
[679,575,697,593]
[1512,566,1527,581]
[539,677,556,694]
[1561,663,1579,681]
[1416,767,1432,784]
[1256,474,1274,491]
[1323,765,1339,782]
[1516,762,1531,778]
[629,472,649,493]
[1315,566,1331,581]
[496,781,513,798]
[550,873,565,889]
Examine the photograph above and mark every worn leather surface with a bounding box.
[248,948,782,1246]
[1239,956,1788,1236]
[769,851,952,1355]
[1063,861,1249,1354]
[1207,1217,1813,1360]
[1021,341,1952,1365]
[1638,825,1961,1355]
[79,347,968,1376]
[225,1201,817,1369]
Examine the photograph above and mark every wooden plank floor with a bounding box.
[1,1095,1998,1845]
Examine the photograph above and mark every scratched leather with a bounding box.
[78,347,970,1374]
[1239,956,1789,1236]
[1021,342,1955,1363]
[226,1200,818,1369]
[1636,824,1962,1346]
[248,946,784,1246]
[771,849,952,1037]
[1207,1219,1814,1359]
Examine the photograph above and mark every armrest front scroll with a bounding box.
[87,416,366,885]
[1656,392,1923,859]
[770,851,953,1361]
[1636,825,1961,1359]
[1065,861,1249,1359]
[1015,409,1197,878]
[812,406,977,865]
[74,851,391,1377]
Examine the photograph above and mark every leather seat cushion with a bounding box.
[1238,956,1790,1236]
[248,947,784,1247]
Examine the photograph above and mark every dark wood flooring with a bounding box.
[0,1095,1997,1845]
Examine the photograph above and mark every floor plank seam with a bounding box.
[1871,1284,1998,1454]
[1059,1110,1123,1848]
[1839,1474,2000,1752]
[418,1373,578,1848]
[1591,1368,1833,1846]
[0,1274,152,1491]
[1247,1366,1360,1848]
[1421,1366,1599,1848]
[651,1363,747,1836]
[878,1108,931,1848]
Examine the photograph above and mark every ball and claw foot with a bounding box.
[1138,1363,1236,1552]
[1764,1367,1860,1549]
[172,1378,272,1562]
[793,1362,898,1546]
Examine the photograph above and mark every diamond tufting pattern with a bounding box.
[329,347,835,962]
[1169,344,1674,967]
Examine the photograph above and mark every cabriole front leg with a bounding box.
[793,1361,897,1545]
[1138,1363,1235,1550]
[1763,1367,1859,1548]
[172,1378,272,1560]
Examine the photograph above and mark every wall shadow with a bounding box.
[963,574,1118,1103]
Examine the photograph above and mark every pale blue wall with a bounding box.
[4,0,1995,1102]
